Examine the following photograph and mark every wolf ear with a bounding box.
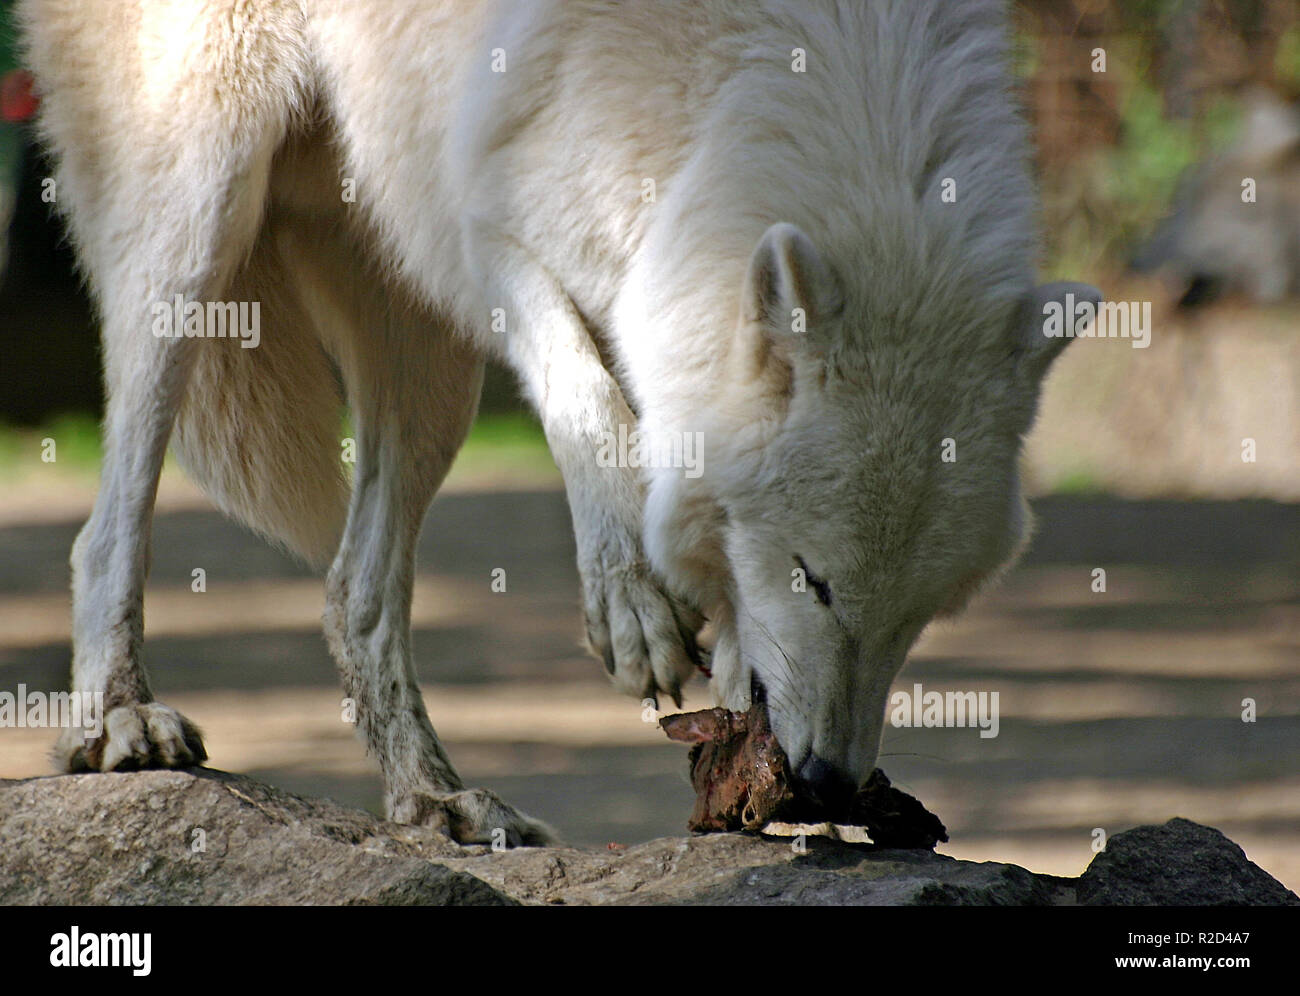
[1013,281,1103,380]
[742,223,844,335]
[736,224,843,391]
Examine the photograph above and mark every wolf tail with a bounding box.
[170,232,349,570]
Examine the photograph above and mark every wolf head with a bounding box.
[646,222,1099,808]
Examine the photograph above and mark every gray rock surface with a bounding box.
[1077,817,1298,906]
[0,769,1293,906]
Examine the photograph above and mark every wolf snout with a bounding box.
[794,754,857,813]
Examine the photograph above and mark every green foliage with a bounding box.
[0,0,17,76]
[1097,82,1199,243]
[1046,79,1245,278]
[452,412,557,479]
[1276,26,1300,88]
[1048,467,1106,496]
[0,413,102,480]
[0,411,555,482]
[1010,30,1039,80]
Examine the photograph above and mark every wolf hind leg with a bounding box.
[291,219,554,846]
[56,148,288,773]
[36,0,321,771]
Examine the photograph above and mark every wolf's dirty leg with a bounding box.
[321,298,553,846]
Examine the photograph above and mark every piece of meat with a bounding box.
[661,704,948,849]
[660,705,797,832]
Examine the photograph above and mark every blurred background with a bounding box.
[1,0,1296,890]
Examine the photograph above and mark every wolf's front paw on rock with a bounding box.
[389,788,556,847]
[56,702,208,773]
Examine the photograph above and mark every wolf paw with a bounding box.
[55,702,207,773]
[582,556,704,708]
[389,788,556,847]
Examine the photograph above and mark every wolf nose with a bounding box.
[794,754,856,813]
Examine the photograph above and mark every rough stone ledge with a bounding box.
[1,769,1294,906]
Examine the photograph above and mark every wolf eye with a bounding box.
[795,555,833,607]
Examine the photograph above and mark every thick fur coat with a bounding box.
[19,0,1098,842]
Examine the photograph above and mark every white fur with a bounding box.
[20,0,1096,836]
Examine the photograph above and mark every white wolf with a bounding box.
[19,0,1099,845]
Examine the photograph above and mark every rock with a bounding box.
[1077,818,1300,906]
[0,769,513,906]
[0,769,1293,906]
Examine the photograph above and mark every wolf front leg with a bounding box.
[462,226,703,707]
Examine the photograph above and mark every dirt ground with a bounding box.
[1,478,1296,892]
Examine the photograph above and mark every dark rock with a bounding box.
[1078,818,1300,906]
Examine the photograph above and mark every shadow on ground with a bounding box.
[1,492,1296,886]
